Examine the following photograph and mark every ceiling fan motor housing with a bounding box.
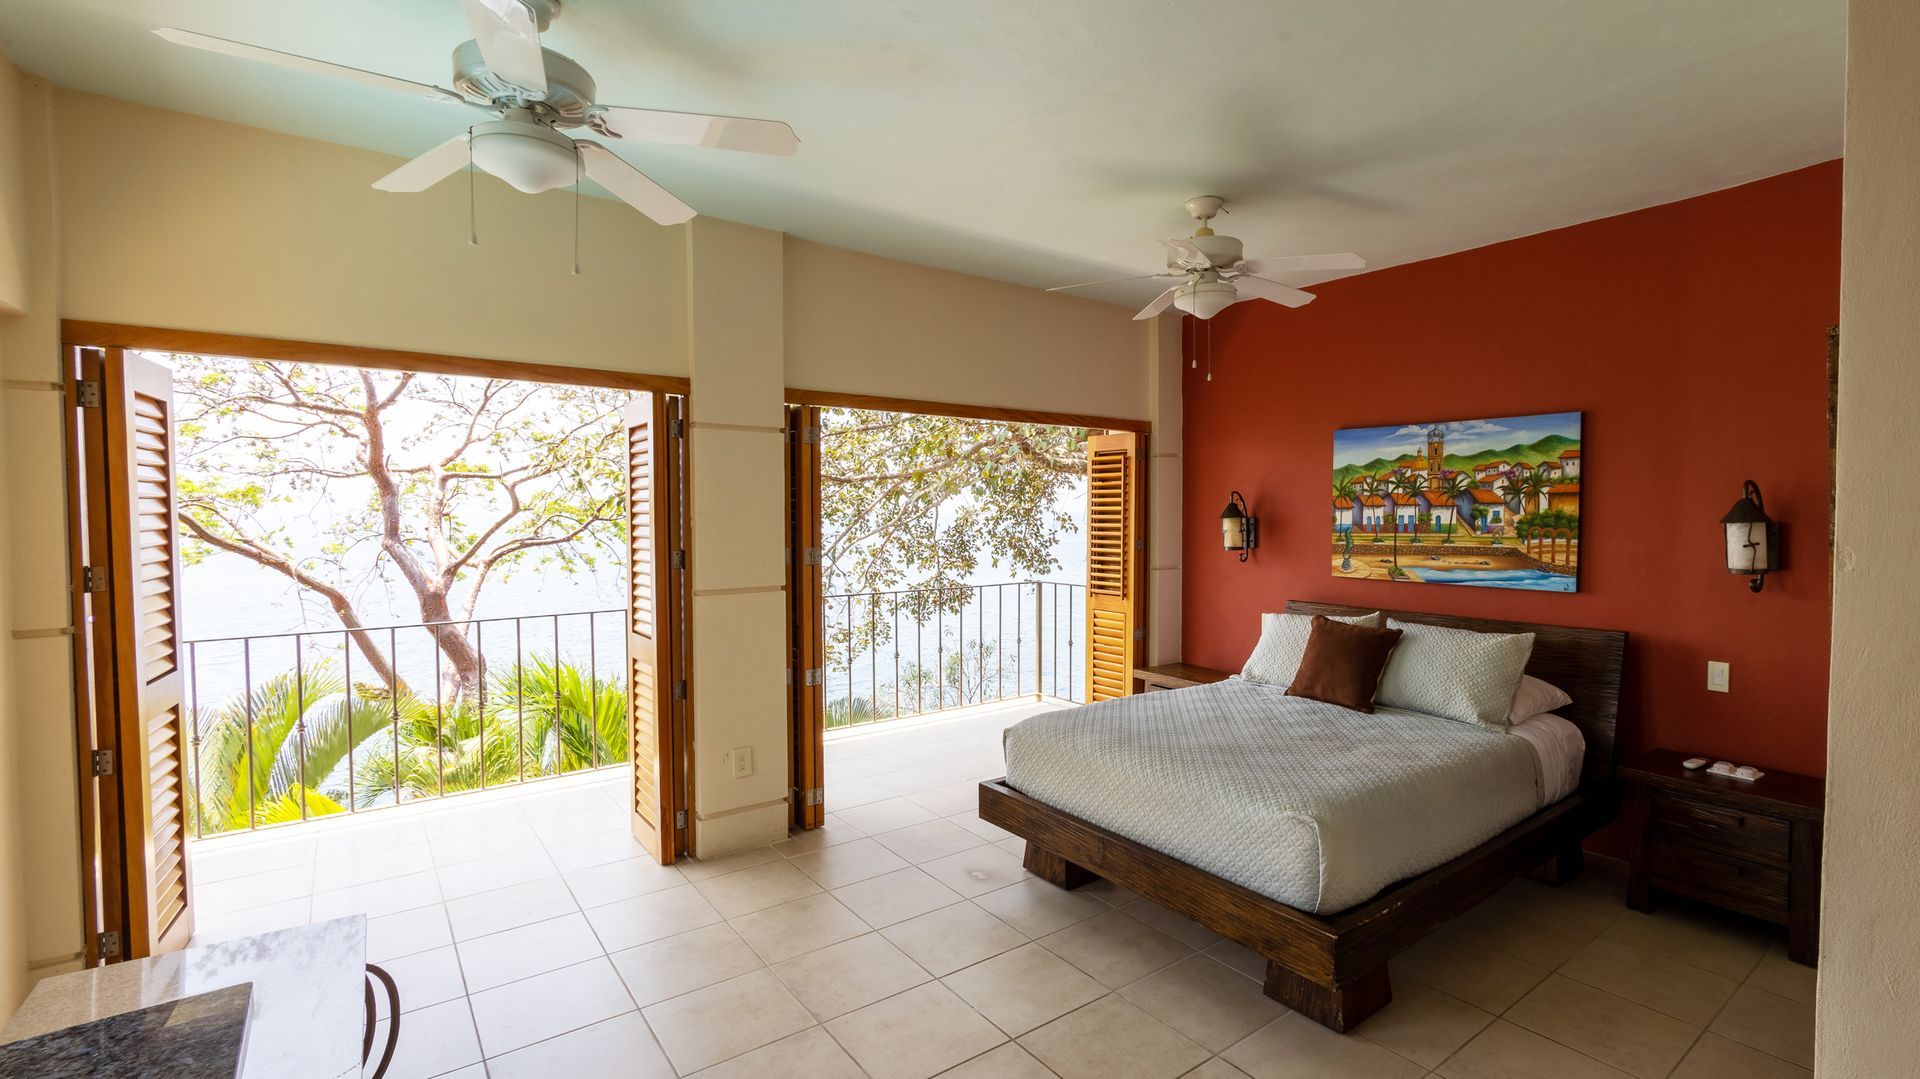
[1175,277,1239,319]
[451,39,597,123]
[471,112,580,193]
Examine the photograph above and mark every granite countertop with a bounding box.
[2,917,366,1079]
[0,983,253,1078]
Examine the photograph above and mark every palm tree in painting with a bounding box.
[1356,475,1386,540]
[1332,478,1358,535]
[1390,473,1425,547]
[1439,472,1475,542]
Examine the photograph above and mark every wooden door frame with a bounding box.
[784,388,1150,434]
[60,326,696,959]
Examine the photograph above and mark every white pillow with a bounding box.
[1375,619,1536,729]
[1509,674,1572,724]
[1240,610,1383,686]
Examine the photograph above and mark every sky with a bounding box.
[1333,412,1582,468]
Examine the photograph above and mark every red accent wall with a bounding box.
[1181,161,1840,778]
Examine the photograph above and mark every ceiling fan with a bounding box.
[154,0,799,227]
[1050,196,1365,320]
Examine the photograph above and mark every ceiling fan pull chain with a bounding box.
[1206,317,1213,382]
[572,153,582,276]
[467,127,478,247]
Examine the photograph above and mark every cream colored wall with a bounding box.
[1819,0,1920,1073]
[0,74,1172,975]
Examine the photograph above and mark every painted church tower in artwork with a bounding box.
[1425,423,1446,486]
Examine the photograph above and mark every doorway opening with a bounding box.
[63,329,690,966]
[786,396,1146,831]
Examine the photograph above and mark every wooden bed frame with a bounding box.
[978,600,1626,1032]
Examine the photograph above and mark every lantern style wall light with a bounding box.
[1721,480,1780,592]
[1220,491,1258,562]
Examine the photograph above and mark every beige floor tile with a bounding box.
[912,782,984,816]
[1708,984,1815,1069]
[1180,1059,1252,1078]
[1745,945,1817,1006]
[693,859,823,918]
[1078,879,1141,907]
[731,892,873,963]
[938,1042,1057,1078]
[456,912,605,993]
[691,1027,866,1078]
[975,877,1110,939]
[874,819,988,864]
[365,903,454,963]
[486,1011,674,1079]
[918,844,1030,898]
[945,943,1107,1037]
[1040,909,1192,989]
[773,932,934,1020]
[1436,1019,1633,1079]
[640,969,818,1073]
[1021,995,1209,1079]
[435,846,558,901]
[1201,940,1267,981]
[584,883,724,952]
[995,837,1028,859]
[1600,906,1770,980]
[1219,1011,1424,1079]
[834,867,968,928]
[677,845,782,882]
[1670,1032,1813,1079]
[1493,875,1627,938]
[1556,935,1738,1026]
[1121,899,1225,950]
[609,922,765,1008]
[948,810,1016,843]
[542,826,656,873]
[837,796,940,835]
[1390,926,1550,1013]
[365,997,482,1079]
[1505,974,1699,1079]
[788,836,913,889]
[562,855,687,908]
[1118,954,1286,1053]
[1446,896,1601,969]
[444,876,579,942]
[883,901,1028,976]
[370,946,467,1020]
[827,981,1008,1079]
[771,819,866,858]
[1352,979,1493,1069]
[466,957,636,1057]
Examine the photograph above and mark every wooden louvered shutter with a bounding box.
[1085,431,1146,703]
[787,405,826,829]
[626,392,683,863]
[102,348,193,956]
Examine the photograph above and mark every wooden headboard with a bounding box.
[1285,601,1627,797]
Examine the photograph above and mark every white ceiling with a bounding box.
[0,1,1845,305]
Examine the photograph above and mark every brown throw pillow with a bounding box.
[1285,615,1405,713]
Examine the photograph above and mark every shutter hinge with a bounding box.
[674,810,687,829]
[671,549,686,570]
[802,547,822,566]
[96,930,121,960]
[673,679,688,701]
[81,565,108,594]
[805,787,824,807]
[801,426,822,445]
[670,417,685,438]
[1132,628,1146,642]
[803,668,823,687]
[75,380,103,408]
[91,749,115,777]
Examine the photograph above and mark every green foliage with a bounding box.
[1515,508,1581,540]
[1334,434,1578,487]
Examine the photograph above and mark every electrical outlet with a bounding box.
[730,746,754,778]
[1707,661,1730,693]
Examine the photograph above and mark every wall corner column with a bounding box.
[1145,314,1183,666]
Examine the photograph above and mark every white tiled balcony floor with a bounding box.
[185,697,1813,1078]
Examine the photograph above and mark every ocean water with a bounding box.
[1405,567,1577,592]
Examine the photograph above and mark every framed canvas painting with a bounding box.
[1332,412,1581,592]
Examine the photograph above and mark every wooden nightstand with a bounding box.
[1621,749,1824,965]
[1131,663,1230,694]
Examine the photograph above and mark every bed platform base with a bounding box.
[981,777,1594,1032]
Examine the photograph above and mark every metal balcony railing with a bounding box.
[182,609,626,839]
[822,580,1087,730]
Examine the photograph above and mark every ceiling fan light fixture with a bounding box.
[1175,278,1238,320]
[470,115,581,193]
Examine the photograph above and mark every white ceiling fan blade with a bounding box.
[1132,286,1182,321]
[373,132,473,192]
[590,107,799,156]
[461,0,548,93]
[577,142,696,226]
[154,28,471,105]
[1161,238,1210,268]
[1047,272,1182,293]
[1236,253,1367,275]
[1234,276,1317,309]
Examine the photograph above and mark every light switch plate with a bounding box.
[1707,660,1730,693]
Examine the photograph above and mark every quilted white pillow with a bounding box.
[1375,619,1536,729]
[1240,610,1383,686]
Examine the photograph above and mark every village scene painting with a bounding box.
[1333,412,1582,592]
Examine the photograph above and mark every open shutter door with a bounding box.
[1085,431,1146,703]
[626,392,682,862]
[787,405,826,829]
[102,349,193,956]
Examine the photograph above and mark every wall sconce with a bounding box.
[1721,480,1780,592]
[1221,491,1257,562]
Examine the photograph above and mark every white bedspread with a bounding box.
[1002,678,1545,913]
